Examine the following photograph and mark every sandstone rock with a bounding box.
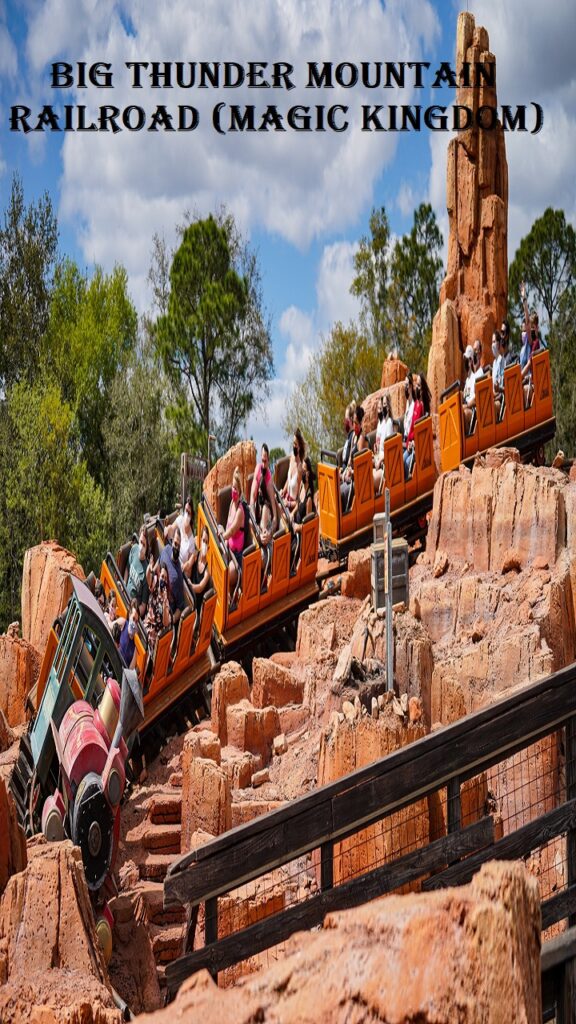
[143,861,540,1024]
[251,658,304,708]
[226,700,280,764]
[0,777,26,898]
[203,440,256,519]
[426,461,567,574]
[380,354,409,389]
[433,550,449,578]
[318,710,428,885]
[269,650,298,668]
[182,728,221,766]
[0,709,14,754]
[21,541,85,655]
[428,12,508,412]
[108,891,161,1015]
[210,661,250,745]
[181,758,232,853]
[501,549,522,574]
[221,748,263,789]
[277,703,311,737]
[340,546,371,599]
[231,799,285,828]
[427,298,461,416]
[0,633,42,727]
[251,768,270,788]
[273,733,288,756]
[0,839,119,1023]
[296,597,362,663]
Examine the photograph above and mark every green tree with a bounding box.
[102,337,179,545]
[283,322,383,461]
[350,206,390,352]
[388,203,443,367]
[0,175,59,388]
[548,286,576,458]
[269,447,286,465]
[0,380,111,627]
[509,208,576,328]
[153,214,273,457]
[42,259,138,488]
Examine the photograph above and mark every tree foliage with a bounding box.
[0,175,59,388]
[509,208,576,328]
[0,380,111,625]
[548,286,576,458]
[350,207,390,353]
[42,260,138,488]
[102,337,179,546]
[283,322,383,462]
[388,203,443,367]
[153,214,273,457]
[350,203,443,369]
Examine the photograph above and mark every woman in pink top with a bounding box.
[218,466,246,597]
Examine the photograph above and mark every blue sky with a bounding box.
[1,0,574,450]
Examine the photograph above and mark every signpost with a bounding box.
[371,491,409,691]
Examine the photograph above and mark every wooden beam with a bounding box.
[542,886,576,932]
[423,800,576,892]
[165,818,493,994]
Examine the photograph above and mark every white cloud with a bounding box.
[247,237,361,449]
[396,181,418,216]
[428,0,576,269]
[18,0,440,308]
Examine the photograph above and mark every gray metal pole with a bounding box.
[385,489,393,693]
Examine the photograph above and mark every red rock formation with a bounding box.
[318,708,428,885]
[0,709,14,754]
[108,891,161,1014]
[427,12,509,411]
[225,701,280,764]
[203,440,256,517]
[21,541,85,655]
[181,758,232,854]
[0,778,26,898]
[251,657,304,708]
[380,354,409,389]
[340,547,371,599]
[426,460,566,573]
[183,729,222,766]
[210,661,250,746]
[296,597,362,664]
[0,632,41,727]
[0,839,119,1023]
[144,862,541,1024]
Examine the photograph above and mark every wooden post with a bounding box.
[205,896,219,983]
[320,840,334,891]
[447,776,462,834]
[566,717,576,931]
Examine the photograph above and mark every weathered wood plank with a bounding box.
[165,818,493,994]
[541,925,576,972]
[423,800,576,892]
[542,886,576,932]
[165,800,333,907]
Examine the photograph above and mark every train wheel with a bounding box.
[534,444,546,467]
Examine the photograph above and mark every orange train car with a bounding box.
[439,350,555,473]
[319,350,555,558]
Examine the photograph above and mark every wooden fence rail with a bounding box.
[164,661,576,996]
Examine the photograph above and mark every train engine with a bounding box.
[9,577,143,959]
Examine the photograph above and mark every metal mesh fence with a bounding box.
[189,721,576,985]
